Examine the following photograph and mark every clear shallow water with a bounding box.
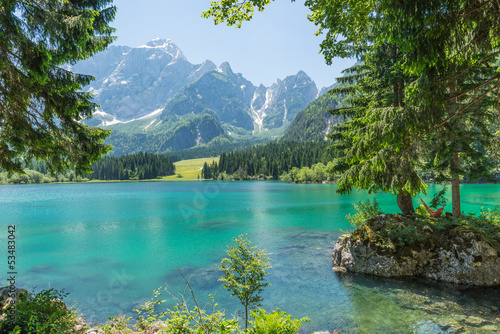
[1,181,499,333]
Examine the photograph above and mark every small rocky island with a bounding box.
[332,214,500,286]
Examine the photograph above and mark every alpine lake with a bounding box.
[1,181,499,333]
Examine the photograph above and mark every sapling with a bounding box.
[218,235,272,330]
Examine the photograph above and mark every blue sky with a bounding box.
[111,0,355,88]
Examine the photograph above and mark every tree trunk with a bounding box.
[450,80,461,219]
[397,189,414,215]
[245,300,248,331]
[452,147,461,219]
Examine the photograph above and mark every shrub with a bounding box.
[0,288,82,334]
[133,288,167,330]
[415,204,430,216]
[133,287,238,333]
[100,315,132,334]
[247,308,309,334]
[479,206,500,223]
[346,198,384,227]
[161,304,238,334]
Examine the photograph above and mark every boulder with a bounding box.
[332,217,500,286]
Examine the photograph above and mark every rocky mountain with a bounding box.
[74,39,326,154]
[71,38,217,123]
[159,62,318,138]
[281,84,345,142]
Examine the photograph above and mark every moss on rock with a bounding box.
[333,214,500,286]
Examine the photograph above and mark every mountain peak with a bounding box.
[139,38,172,48]
[218,62,233,74]
[296,70,311,80]
[137,38,186,61]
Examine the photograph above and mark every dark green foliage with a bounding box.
[429,186,447,209]
[202,141,339,180]
[0,152,175,183]
[329,41,426,216]
[0,289,81,334]
[167,137,271,162]
[88,152,175,181]
[279,162,337,183]
[384,0,500,110]
[107,114,227,156]
[0,0,116,174]
[203,0,499,220]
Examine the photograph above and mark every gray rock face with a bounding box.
[72,38,325,153]
[71,38,217,122]
[160,65,318,135]
[256,70,318,130]
[332,233,500,286]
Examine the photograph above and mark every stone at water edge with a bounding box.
[331,218,500,286]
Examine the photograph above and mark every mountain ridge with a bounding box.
[72,39,335,154]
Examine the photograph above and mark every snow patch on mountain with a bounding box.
[283,99,288,124]
[99,108,164,127]
[250,89,273,132]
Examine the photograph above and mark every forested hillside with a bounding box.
[0,153,175,184]
[87,152,175,180]
[201,141,340,180]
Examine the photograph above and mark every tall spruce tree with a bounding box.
[330,38,427,215]
[0,0,116,173]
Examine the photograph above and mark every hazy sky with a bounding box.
[111,0,355,88]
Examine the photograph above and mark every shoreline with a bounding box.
[2,178,500,186]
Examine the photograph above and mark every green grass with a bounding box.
[161,157,220,181]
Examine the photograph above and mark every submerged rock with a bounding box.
[332,216,500,286]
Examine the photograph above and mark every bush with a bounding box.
[161,304,238,334]
[0,289,82,334]
[133,288,167,330]
[247,308,309,334]
[415,204,430,216]
[346,198,384,227]
[133,287,238,334]
[479,206,500,223]
[100,314,132,334]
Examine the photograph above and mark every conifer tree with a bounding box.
[205,0,499,218]
[421,56,498,218]
[329,38,427,215]
[0,0,116,173]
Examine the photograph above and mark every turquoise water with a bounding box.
[1,181,499,333]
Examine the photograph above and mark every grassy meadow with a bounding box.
[161,157,219,181]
